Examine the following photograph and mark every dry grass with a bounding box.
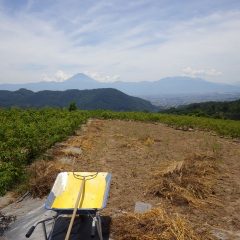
[143,137,155,146]
[0,212,16,236]
[148,154,218,207]
[80,138,93,151]
[111,207,214,240]
[28,160,72,197]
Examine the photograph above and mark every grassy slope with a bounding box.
[0,108,240,195]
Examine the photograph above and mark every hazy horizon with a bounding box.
[0,0,240,84]
[0,72,239,85]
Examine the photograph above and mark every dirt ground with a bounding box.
[2,119,240,239]
[44,119,240,239]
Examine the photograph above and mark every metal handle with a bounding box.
[65,178,85,240]
[25,226,36,238]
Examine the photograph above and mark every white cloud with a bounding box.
[42,70,72,82]
[84,71,120,82]
[54,70,71,81]
[0,1,239,84]
[182,67,222,78]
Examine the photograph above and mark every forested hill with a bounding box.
[163,99,240,120]
[0,88,158,112]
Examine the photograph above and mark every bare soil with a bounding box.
[45,119,240,239]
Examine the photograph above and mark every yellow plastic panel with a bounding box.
[46,172,111,210]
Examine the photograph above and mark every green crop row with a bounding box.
[1,108,240,195]
[0,108,89,195]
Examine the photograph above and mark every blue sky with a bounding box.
[0,0,239,83]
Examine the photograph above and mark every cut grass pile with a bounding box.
[111,153,219,239]
[0,212,16,236]
[111,207,213,240]
[148,154,218,207]
[28,160,71,198]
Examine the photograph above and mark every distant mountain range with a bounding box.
[1,73,240,96]
[0,88,158,111]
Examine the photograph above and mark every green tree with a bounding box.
[68,102,77,111]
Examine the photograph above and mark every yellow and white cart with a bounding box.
[25,172,111,240]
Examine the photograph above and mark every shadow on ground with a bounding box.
[51,215,111,240]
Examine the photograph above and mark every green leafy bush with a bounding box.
[0,162,23,195]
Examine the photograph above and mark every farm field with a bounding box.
[1,117,240,239]
[1,108,240,196]
[58,119,240,239]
